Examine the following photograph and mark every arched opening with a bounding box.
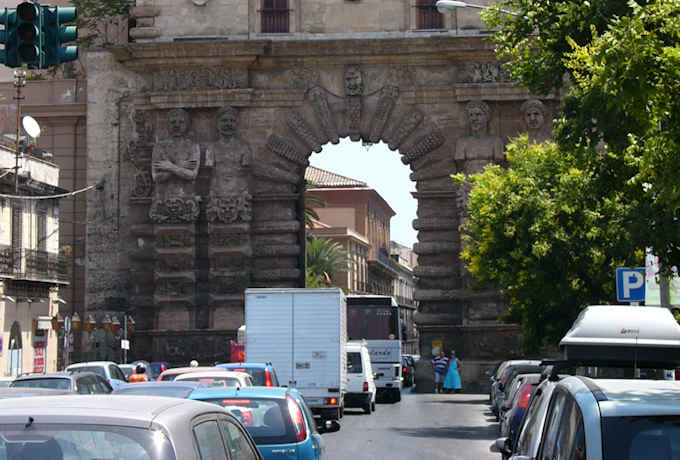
[8,321,22,377]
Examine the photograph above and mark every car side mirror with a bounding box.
[490,437,512,456]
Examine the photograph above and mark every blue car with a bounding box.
[191,386,327,460]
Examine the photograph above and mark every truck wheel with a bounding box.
[393,389,401,403]
[371,401,376,412]
[363,401,371,414]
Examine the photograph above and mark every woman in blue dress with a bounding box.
[443,350,462,393]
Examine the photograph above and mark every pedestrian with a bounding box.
[431,349,449,394]
[443,350,462,393]
[128,363,149,383]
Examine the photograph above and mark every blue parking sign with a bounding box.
[616,268,646,302]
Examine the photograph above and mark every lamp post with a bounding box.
[12,69,26,195]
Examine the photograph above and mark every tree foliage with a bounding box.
[305,237,350,287]
[459,137,643,351]
[70,0,134,47]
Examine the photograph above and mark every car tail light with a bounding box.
[324,397,338,405]
[265,369,273,387]
[518,385,533,409]
[403,367,407,373]
[363,382,368,392]
[286,396,307,443]
[233,368,246,373]
[222,399,252,405]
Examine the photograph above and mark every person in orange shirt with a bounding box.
[128,363,149,383]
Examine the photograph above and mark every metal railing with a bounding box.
[0,245,68,282]
[414,1,444,29]
[261,8,290,33]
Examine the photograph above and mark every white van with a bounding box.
[345,341,376,414]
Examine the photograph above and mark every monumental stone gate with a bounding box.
[85,4,556,389]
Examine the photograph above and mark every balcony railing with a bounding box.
[0,245,68,282]
[261,8,290,33]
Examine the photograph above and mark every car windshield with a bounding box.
[178,377,241,387]
[68,367,106,378]
[228,368,266,386]
[347,352,363,373]
[120,368,134,379]
[0,424,176,460]
[149,364,165,380]
[200,397,297,445]
[11,379,71,391]
[113,386,193,398]
[602,415,680,460]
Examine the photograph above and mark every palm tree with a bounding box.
[306,236,351,287]
[305,193,325,235]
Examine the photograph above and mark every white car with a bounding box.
[65,361,127,389]
[344,341,377,414]
[175,370,254,388]
[0,377,14,388]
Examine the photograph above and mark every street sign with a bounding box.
[616,268,646,303]
[121,339,130,350]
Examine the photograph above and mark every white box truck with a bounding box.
[245,288,348,422]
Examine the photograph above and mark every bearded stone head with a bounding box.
[344,65,364,96]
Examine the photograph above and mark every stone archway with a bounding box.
[88,38,555,383]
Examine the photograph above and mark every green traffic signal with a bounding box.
[0,8,19,67]
[16,2,41,67]
[42,6,78,66]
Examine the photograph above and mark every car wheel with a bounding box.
[371,401,376,412]
[363,401,371,414]
[393,389,401,403]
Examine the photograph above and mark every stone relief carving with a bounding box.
[149,108,201,223]
[369,85,399,143]
[287,110,323,153]
[129,110,154,198]
[454,100,504,174]
[204,106,253,224]
[309,87,339,145]
[157,253,194,272]
[156,231,195,249]
[387,66,416,88]
[291,68,320,90]
[209,230,249,248]
[459,62,514,84]
[266,134,309,167]
[152,67,244,92]
[155,279,195,297]
[521,99,550,143]
[132,171,153,198]
[345,65,363,141]
[401,131,445,165]
[387,109,424,151]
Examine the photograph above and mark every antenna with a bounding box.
[22,115,41,139]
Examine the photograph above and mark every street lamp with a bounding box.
[436,0,516,15]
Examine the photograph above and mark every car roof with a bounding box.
[13,373,75,380]
[0,395,227,427]
[67,361,118,367]
[114,381,205,391]
[161,366,227,375]
[191,385,289,400]
[218,363,270,369]
[176,371,249,379]
[0,388,71,398]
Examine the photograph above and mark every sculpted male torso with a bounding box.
[455,101,504,174]
[205,106,251,197]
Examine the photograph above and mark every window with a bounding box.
[261,0,289,33]
[109,364,126,382]
[516,387,548,455]
[218,417,258,460]
[193,420,228,460]
[538,390,586,460]
[539,391,567,460]
[415,0,443,29]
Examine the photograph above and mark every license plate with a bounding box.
[306,398,324,405]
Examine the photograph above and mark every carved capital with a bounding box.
[205,192,252,224]
[150,197,200,224]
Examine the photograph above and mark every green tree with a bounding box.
[70,0,134,47]
[306,236,350,287]
[458,137,642,351]
[304,193,325,237]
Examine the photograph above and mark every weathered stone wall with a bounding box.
[86,36,556,365]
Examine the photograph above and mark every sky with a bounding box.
[309,138,418,248]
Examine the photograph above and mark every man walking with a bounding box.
[431,349,449,393]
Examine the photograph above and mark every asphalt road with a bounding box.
[324,390,499,460]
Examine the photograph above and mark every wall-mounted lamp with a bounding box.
[1,295,15,303]
[55,297,67,305]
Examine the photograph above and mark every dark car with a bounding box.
[10,372,112,394]
[217,362,281,387]
[401,355,415,387]
[150,361,170,380]
[499,373,542,448]
[113,381,205,398]
[493,362,543,419]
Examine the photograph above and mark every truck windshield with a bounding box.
[347,305,398,340]
[602,415,680,460]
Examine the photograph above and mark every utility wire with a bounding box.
[0,184,97,200]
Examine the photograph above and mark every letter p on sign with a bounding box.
[616,268,646,302]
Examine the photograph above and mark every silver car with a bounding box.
[0,394,263,460]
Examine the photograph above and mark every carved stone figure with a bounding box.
[149,108,201,223]
[344,65,364,96]
[521,99,550,143]
[454,100,504,174]
[205,106,253,223]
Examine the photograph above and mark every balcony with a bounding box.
[0,245,68,283]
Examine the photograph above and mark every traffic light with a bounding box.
[42,5,77,67]
[16,2,42,68]
[0,8,19,67]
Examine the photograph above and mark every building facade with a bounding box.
[0,140,67,376]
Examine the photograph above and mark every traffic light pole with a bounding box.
[13,69,26,194]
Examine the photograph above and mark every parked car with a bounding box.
[175,370,254,387]
[190,386,331,460]
[0,377,13,388]
[10,372,112,394]
[345,341,377,414]
[217,362,281,387]
[158,366,231,382]
[401,355,415,388]
[150,361,170,380]
[113,381,206,398]
[494,370,565,460]
[486,361,505,403]
[0,394,263,459]
[492,361,543,419]
[66,361,128,389]
[499,373,542,448]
